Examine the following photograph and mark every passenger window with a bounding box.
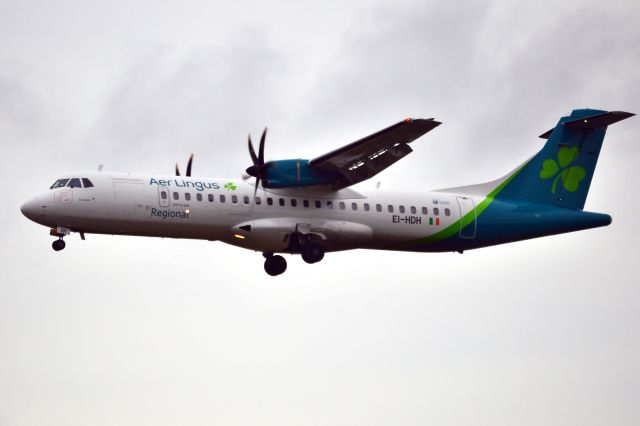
[388,205,394,213]
[232,195,238,204]
[399,205,405,214]
[82,178,94,188]
[173,192,179,200]
[161,191,168,200]
[315,200,322,208]
[244,196,250,205]
[352,202,357,211]
[50,179,69,189]
[279,198,285,206]
[445,208,451,216]
[303,200,309,208]
[376,204,382,212]
[291,199,297,207]
[267,197,273,206]
[434,207,440,216]
[410,206,416,214]
[220,194,226,203]
[364,203,370,211]
[196,193,203,202]
[185,193,191,201]
[422,207,428,215]
[208,194,214,202]
[327,201,334,209]
[339,202,345,210]
[67,178,81,188]
[255,197,261,205]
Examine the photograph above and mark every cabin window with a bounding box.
[67,178,82,188]
[434,207,440,216]
[279,198,285,206]
[303,200,309,208]
[173,192,179,200]
[388,205,394,213]
[339,202,346,210]
[255,196,261,205]
[291,199,297,207]
[364,203,370,211]
[352,202,358,211]
[50,179,69,189]
[196,193,203,202]
[410,206,416,214]
[160,191,168,200]
[376,204,382,212]
[185,193,191,201]
[315,200,322,208]
[82,178,94,188]
[422,207,428,215]
[208,194,214,202]
[399,205,405,214]
[220,194,226,203]
[445,208,451,216]
[267,197,273,206]
[231,195,238,204]
[327,201,334,209]
[244,196,250,205]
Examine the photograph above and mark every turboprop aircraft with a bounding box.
[21,108,633,275]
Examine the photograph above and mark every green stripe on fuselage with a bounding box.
[408,163,527,245]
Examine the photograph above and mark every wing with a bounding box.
[309,118,441,190]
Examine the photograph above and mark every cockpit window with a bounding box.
[67,178,82,188]
[82,178,94,188]
[50,179,69,189]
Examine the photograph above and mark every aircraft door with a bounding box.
[456,196,476,239]
[158,187,170,207]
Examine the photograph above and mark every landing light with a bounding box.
[233,234,246,240]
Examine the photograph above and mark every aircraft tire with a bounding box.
[301,243,324,264]
[264,255,287,276]
[52,239,66,251]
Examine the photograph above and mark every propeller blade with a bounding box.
[186,154,193,177]
[258,127,267,165]
[175,163,181,176]
[248,135,258,165]
[253,175,260,198]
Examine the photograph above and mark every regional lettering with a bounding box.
[151,208,190,219]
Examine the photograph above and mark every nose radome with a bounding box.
[20,198,40,221]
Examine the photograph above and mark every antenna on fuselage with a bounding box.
[98,164,104,172]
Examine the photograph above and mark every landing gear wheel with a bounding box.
[264,255,287,276]
[301,243,324,264]
[52,239,66,251]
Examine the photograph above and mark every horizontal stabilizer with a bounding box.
[539,110,634,139]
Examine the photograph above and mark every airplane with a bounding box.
[21,108,633,276]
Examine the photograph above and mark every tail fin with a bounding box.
[495,108,634,210]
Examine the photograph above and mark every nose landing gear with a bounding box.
[263,252,287,276]
[52,238,66,251]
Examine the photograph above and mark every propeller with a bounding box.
[246,128,268,195]
[175,153,194,177]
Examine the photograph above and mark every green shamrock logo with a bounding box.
[539,146,586,193]
[223,182,237,191]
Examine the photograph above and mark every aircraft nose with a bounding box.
[20,197,41,221]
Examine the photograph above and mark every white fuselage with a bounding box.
[22,172,477,253]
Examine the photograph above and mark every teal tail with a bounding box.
[495,108,634,210]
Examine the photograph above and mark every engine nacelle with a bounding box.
[263,159,338,188]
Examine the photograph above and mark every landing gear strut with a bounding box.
[263,252,287,276]
[52,238,66,251]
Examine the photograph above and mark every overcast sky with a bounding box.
[1,0,639,425]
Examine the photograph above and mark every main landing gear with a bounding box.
[263,253,287,276]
